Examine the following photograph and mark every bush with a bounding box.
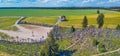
[116,24,120,30]
[92,39,99,46]
[97,9,100,14]
[99,47,106,53]
[70,26,76,33]
[98,43,107,53]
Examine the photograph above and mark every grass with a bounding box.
[100,51,120,56]
[0,32,14,39]
[59,14,120,28]
[0,9,120,56]
[0,17,18,30]
[22,17,58,26]
[56,38,72,50]
[20,9,120,28]
[22,13,120,28]
[0,51,15,56]
[0,9,119,17]
[0,41,43,56]
[69,37,120,56]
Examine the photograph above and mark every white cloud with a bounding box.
[108,0,120,3]
[42,0,50,3]
[97,2,105,5]
[57,0,69,3]
[81,0,95,4]
[80,0,96,6]
[59,0,69,2]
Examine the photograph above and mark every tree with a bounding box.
[116,24,120,30]
[40,31,59,56]
[97,9,100,14]
[71,26,76,33]
[82,16,88,28]
[97,13,104,28]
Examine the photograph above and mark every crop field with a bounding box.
[21,9,120,28]
[59,14,120,28]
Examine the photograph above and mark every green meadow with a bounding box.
[0,9,119,17]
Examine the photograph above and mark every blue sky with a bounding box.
[0,0,120,7]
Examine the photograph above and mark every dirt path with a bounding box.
[65,37,88,50]
[0,17,52,42]
[54,18,61,25]
[92,48,120,56]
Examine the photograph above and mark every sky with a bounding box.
[0,0,120,7]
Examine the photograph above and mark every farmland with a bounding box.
[0,9,120,56]
[0,9,119,17]
[21,9,120,28]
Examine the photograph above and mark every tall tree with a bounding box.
[82,16,88,28]
[40,31,59,56]
[97,13,104,28]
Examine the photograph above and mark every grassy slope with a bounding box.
[0,17,18,30]
[70,37,120,56]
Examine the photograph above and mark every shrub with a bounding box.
[92,39,99,46]
[97,9,100,14]
[98,43,107,53]
[70,26,76,33]
[116,24,120,30]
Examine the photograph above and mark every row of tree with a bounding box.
[71,10,104,33]
[82,13,104,29]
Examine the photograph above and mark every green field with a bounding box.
[0,9,119,17]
